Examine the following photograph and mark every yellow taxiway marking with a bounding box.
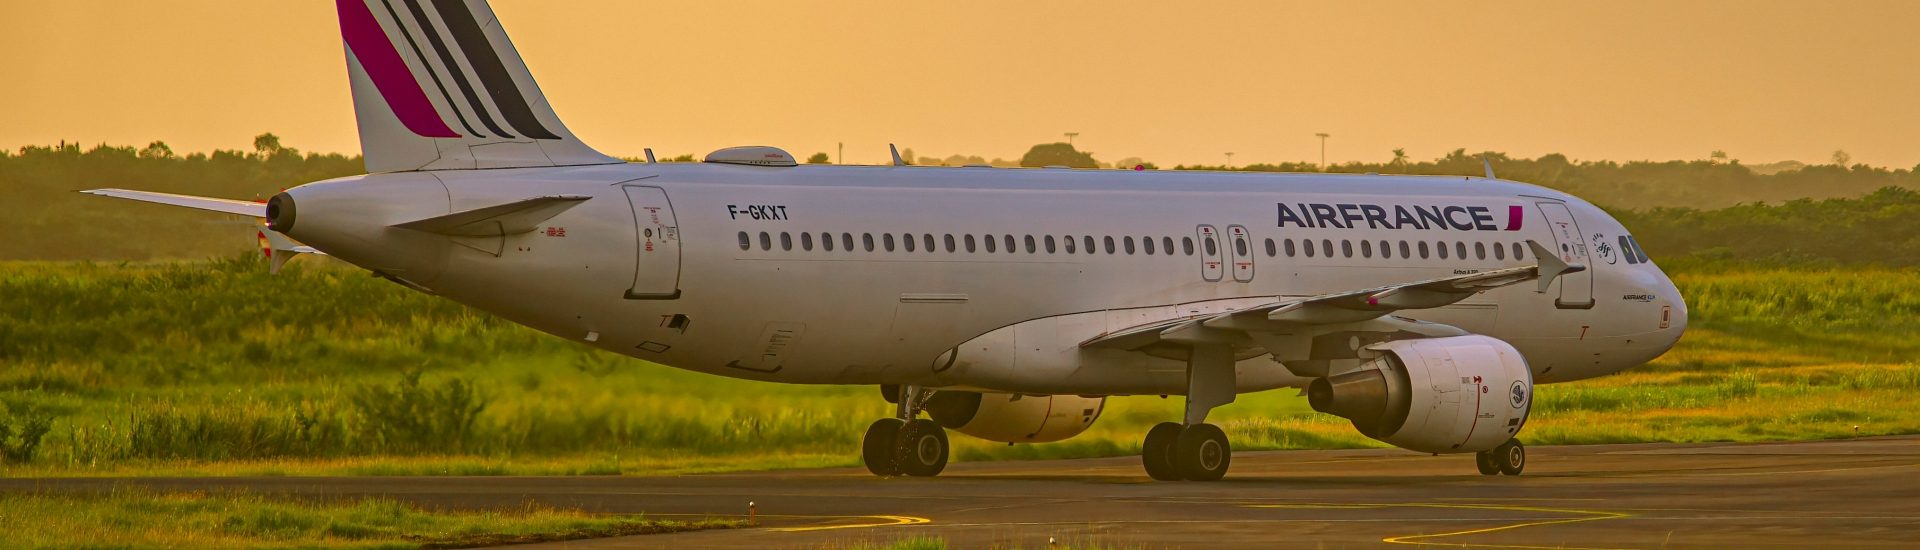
[768,514,931,532]
[1248,502,1631,549]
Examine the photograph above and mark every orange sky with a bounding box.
[8,0,1920,168]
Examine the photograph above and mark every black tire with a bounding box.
[1141,422,1184,481]
[894,419,949,477]
[862,418,905,476]
[1172,423,1231,481]
[1495,439,1526,476]
[1475,450,1500,476]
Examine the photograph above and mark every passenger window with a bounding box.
[1319,239,1332,257]
[1361,240,1372,258]
[1124,236,1136,255]
[922,234,934,253]
[1234,237,1248,257]
[780,232,793,251]
[1045,235,1057,254]
[1475,241,1487,260]
[1205,237,1219,256]
[801,232,814,251]
[823,232,835,252]
[901,233,913,252]
[1284,239,1297,257]
[1435,241,1447,259]
[1082,236,1095,254]
[863,233,875,252]
[1264,238,1276,257]
[737,231,750,251]
[1144,236,1156,255]
[1512,243,1524,260]
[1104,236,1117,254]
[1418,241,1430,259]
[1455,241,1467,260]
[965,234,977,253]
[841,233,854,252]
[883,233,896,252]
[985,234,997,253]
[759,231,772,251]
[1182,237,1195,255]
[1004,235,1016,253]
[1025,235,1037,254]
[1494,242,1505,260]
[1341,240,1352,258]
[1303,239,1316,257]
[1065,235,1077,254]
[1399,241,1410,259]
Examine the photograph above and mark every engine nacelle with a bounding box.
[924,391,1106,443]
[1307,335,1532,454]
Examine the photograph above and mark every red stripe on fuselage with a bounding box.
[337,0,460,138]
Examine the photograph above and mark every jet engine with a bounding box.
[1307,335,1532,454]
[923,391,1106,443]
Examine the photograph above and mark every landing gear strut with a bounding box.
[862,386,949,477]
[1475,438,1526,476]
[1140,343,1237,481]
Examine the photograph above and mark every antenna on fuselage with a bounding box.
[889,144,906,166]
[1481,155,1496,179]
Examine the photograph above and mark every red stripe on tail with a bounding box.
[337,0,460,138]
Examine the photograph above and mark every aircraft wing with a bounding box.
[81,188,267,218]
[1081,240,1581,358]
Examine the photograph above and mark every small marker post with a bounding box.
[748,500,757,524]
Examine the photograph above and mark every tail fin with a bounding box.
[335,0,619,172]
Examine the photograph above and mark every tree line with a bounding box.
[6,136,1918,265]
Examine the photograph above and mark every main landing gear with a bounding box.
[863,385,949,477]
[1140,343,1238,481]
[1475,438,1526,476]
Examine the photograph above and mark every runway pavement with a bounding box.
[5,436,1918,548]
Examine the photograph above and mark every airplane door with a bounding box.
[623,186,682,300]
[1226,225,1255,282]
[1196,225,1224,282]
[1535,202,1593,309]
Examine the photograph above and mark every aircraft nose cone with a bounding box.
[1659,271,1688,349]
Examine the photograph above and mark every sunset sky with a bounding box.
[8,0,1919,168]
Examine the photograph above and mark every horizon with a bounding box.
[8,1,1919,168]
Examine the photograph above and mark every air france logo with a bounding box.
[1277,203,1524,231]
[1509,381,1528,409]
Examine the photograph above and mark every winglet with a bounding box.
[1481,156,1497,179]
[889,144,906,166]
[1528,240,1586,293]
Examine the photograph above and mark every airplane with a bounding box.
[83,0,1686,481]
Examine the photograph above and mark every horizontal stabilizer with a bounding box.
[391,195,591,236]
[81,189,267,217]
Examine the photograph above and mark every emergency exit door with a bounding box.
[623,186,682,300]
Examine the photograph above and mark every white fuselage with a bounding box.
[280,163,1687,397]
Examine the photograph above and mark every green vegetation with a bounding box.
[0,487,734,549]
[1,256,1915,476]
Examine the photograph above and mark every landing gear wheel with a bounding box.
[1141,422,1184,481]
[894,419,949,477]
[1494,439,1526,476]
[1172,423,1231,481]
[1475,450,1500,476]
[862,418,905,476]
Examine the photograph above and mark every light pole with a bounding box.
[1315,133,1330,170]
[1064,132,1080,147]
[1225,152,1235,169]
[837,142,843,165]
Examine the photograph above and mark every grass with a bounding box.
[0,487,736,549]
[1,255,1917,477]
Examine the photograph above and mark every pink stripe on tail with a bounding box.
[337,0,459,138]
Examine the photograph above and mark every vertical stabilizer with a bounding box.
[335,0,620,172]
